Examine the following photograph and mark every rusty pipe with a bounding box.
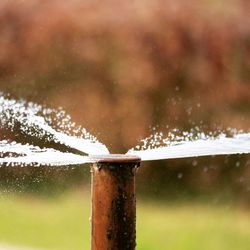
[90,154,140,250]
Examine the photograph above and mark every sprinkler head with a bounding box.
[89,154,141,164]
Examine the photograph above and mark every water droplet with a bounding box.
[192,160,198,166]
[177,173,183,179]
[236,161,240,167]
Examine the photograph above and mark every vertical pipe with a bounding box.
[91,155,140,250]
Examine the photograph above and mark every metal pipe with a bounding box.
[90,154,141,250]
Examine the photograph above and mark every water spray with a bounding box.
[90,154,141,250]
[1,95,250,249]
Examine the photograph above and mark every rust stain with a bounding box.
[91,157,140,250]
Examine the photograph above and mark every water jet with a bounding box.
[1,94,250,249]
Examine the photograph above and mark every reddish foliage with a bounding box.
[0,0,250,197]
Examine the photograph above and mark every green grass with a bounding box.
[0,191,250,250]
[137,202,250,250]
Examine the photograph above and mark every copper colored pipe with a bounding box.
[90,154,141,250]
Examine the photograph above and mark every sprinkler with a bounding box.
[90,154,141,250]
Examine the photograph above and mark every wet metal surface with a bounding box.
[90,154,141,164]
[91,155,140,250]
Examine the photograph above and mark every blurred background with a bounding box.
[0,0,250,249]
